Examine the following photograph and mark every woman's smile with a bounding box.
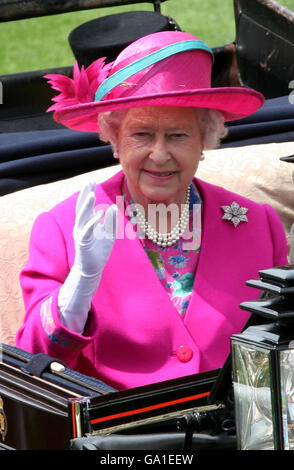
[142,169,177,180]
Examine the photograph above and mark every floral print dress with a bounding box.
[123,179,202,318]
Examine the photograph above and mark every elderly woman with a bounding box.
[16,31,288,390]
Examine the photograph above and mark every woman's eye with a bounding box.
[132,132,153,140]
[170,133,188,139]
[133,132,150,137]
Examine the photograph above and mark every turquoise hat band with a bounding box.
[94,39,214,102]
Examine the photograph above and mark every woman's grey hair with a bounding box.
[98,109,127,151]
[197,108,228,149]
[98,107,228,152]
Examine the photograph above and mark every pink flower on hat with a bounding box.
[44,58,113,112]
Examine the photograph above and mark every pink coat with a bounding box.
[17,171,288,390]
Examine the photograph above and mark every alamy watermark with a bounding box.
[93,196,201,251]
[289,80,294,105]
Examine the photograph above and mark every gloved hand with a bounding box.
[58,181,117,333]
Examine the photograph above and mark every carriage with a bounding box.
[0,0,293,451]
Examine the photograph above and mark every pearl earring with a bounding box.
[113,151,119,159]
[200,153,205,161]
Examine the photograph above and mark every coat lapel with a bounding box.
[183,178,264,370]
[96,172,255,372]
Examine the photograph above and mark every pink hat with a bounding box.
[45,31,264,132]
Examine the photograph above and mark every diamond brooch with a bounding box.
[221,202,248,227]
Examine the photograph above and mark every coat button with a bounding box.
[176,345,193,363]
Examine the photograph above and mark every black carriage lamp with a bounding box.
[231,265,294,450]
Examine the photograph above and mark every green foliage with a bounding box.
[0,0,293,74]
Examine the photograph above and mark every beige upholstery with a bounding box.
[1,142,294,346]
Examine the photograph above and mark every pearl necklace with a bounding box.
[134,186,191,247]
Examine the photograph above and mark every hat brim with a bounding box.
[53,87,265,132]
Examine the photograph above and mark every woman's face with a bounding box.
[114,106,203,208]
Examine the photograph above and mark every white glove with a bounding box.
[58,181,117,333]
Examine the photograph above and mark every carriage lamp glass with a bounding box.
[232,342,274,450]
[231,265,294,450]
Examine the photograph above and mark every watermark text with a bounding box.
[93,196,201,251]
[289,80,294,104]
